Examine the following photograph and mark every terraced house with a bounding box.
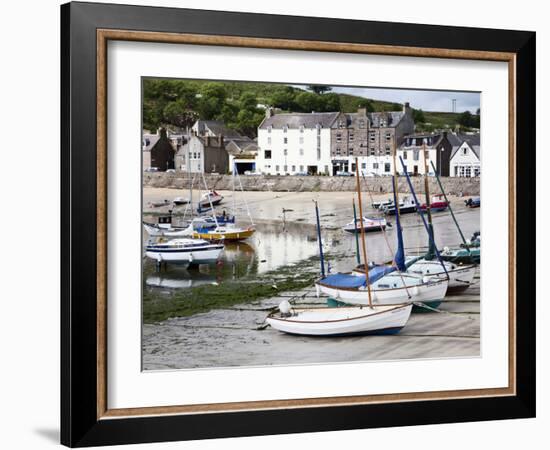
[256,104,414,176]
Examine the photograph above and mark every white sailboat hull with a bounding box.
[145,244,224,264]
[266,303,413,336]
[407,260,476,291]
[316,276,448,306]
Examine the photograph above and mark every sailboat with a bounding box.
[400,146,476,293]
[266,200,413,337]
[429,161,481,265]
[145,237,224,266]
[316,158,448,308]
[191,169,255,241]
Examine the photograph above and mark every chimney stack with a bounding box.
[159,127,167,138]
[265,107,274,119]
[218,135,224,147]
[205,135,210,146]
[357,107,367,116]
[403,102,411,114]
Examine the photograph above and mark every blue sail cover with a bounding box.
[392,175,407,272]
[320,265,396,288]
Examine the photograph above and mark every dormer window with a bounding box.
[299,125,304,133]
[283,125,288,133]
[268,126,272,133]
[359,120,365,129]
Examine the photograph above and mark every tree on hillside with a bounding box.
[390,102,402,111]
[307,85,332,95]
[197,83,227,120]
[413,108,426,123]
[322,93,341,112]
[162,100,199,129]
[458,110,474,128]
[295,91,323,112]
[269,86,296,111]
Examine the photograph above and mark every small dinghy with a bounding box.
[150,199,170,208]
[145,238,224,266]
[172,196,190,206]
[143,221,192,237]
[465,197,480,208]
[372,198,394,209]
[266,300,412,337]
[342,217,388,233]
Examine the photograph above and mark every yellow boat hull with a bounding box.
[192,227,255,241]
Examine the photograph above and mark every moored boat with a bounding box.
[419,194,449,212]
[381,196,417,215]
[192,223,256,241]
[266,301,413,337]
[406,258,476,292]
[199,190,223,207]
[145,238,224,265]
[342,216,388,233]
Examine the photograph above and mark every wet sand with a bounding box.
[142,187,480,370]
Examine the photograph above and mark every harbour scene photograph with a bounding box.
[141,79,481,370]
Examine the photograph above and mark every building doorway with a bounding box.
[307,165,318,175]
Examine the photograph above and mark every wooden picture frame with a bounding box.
[61,1,535,446]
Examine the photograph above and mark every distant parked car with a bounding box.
[294,171,308,176]
[145,167,159,172]
[336,171,354,177]
[166,169,176,173]
[244,171,262,176]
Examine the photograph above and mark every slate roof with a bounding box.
[142,134,160,151]
[367,111,405,128]
[259,112,340,129]
[195,120,242,138]
[449,133,481,159]
[225,137,259,156]
[400,133,444,148]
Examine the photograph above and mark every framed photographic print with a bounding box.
[61,1,536,447]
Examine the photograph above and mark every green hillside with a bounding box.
[142,78,477,136]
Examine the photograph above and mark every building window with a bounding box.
[283,137,288,144]
[403,151,407,160]
[268,126,272,133]
[369,132,376,142]
[384,163,391,173]
[283,149,288,156]
[413,150,419,161]
[324,165,329,174]
[300,165,304,172]
[359,120,365,129]
[336,147,341,155]
[283,125,288,133]
[291,165,296,172]
[299,136,304,144]
[370,147,375,156]
[264,164,271,170]
[338,120,345,129]
[465,166,472,177]
[299,148,304,156]
[276,165,280,172]
[373,163,379,169]
[361,162,366,169]
[385,146,391,156]
[463,148,468,155]
[267,137,271,145]
[349,147,354,155]
[474,167,480,177]
[336,133,342,142]
[299,125,304,133]
[283,165,288,173]
[385,132,391,141]
[349,132,354,141]
[264,150,272,159]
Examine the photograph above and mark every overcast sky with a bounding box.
[330,86,480,113]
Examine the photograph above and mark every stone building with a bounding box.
[330,103,415,175]
[142,128,175,171]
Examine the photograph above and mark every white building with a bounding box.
[256,110,336,175]
[449,135,480,177]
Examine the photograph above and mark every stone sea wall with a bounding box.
[143,172,480,196]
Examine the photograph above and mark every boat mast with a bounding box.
[422,140,436,260]
[352,199,361,265]
[188,143,193,215]
[429,160,471,253]
[355,158,373,308]
[399,156,450,279]
[392,147,406,272]
[314,200,326,278]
